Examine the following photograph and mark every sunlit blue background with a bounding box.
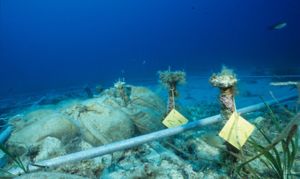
[1,0,299,96]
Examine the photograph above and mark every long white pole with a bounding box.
[0,126,12,144]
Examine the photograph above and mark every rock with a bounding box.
[62,85,166,145]
[72,99,135,145]
[7,111,78,155]
[188,137,221,161]
[129,87,165,110]
[9,109,54,130]
[127,86,166,133]
[62,95,135,146]
[5,85,168,177]
[100,142,199,179]
[55,146,112,178]
[23,109,55,122]
[79,140,93,150]
[197,170,229,179]
[102,85,167,133]
[34,137,65,161]
[253,116,265,126]
[130,107,165,133]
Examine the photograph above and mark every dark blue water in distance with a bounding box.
[0,0,300,96]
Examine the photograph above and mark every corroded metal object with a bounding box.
[114,79,131,106]
[158,69,186,113]
[209,66,239,167]
[209,66,237,122]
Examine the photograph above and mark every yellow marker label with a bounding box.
[219,112,255,150]
[163,109,188,128]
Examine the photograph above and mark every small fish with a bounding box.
[269,22,287,30]
[201,132,225,149]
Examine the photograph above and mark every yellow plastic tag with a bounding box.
[162,109,188,128]
[219,112,255,150]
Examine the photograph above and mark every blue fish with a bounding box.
[269,22,287,30]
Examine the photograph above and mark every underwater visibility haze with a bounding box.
[1,0,300,95]
[0,0,300,178]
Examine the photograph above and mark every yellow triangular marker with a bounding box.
[219,112,255,150]
[163,109,188,128]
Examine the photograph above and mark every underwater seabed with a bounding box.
[0,74,299,179]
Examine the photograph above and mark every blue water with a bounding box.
[1,2,300,177]
[1,0,300,96]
